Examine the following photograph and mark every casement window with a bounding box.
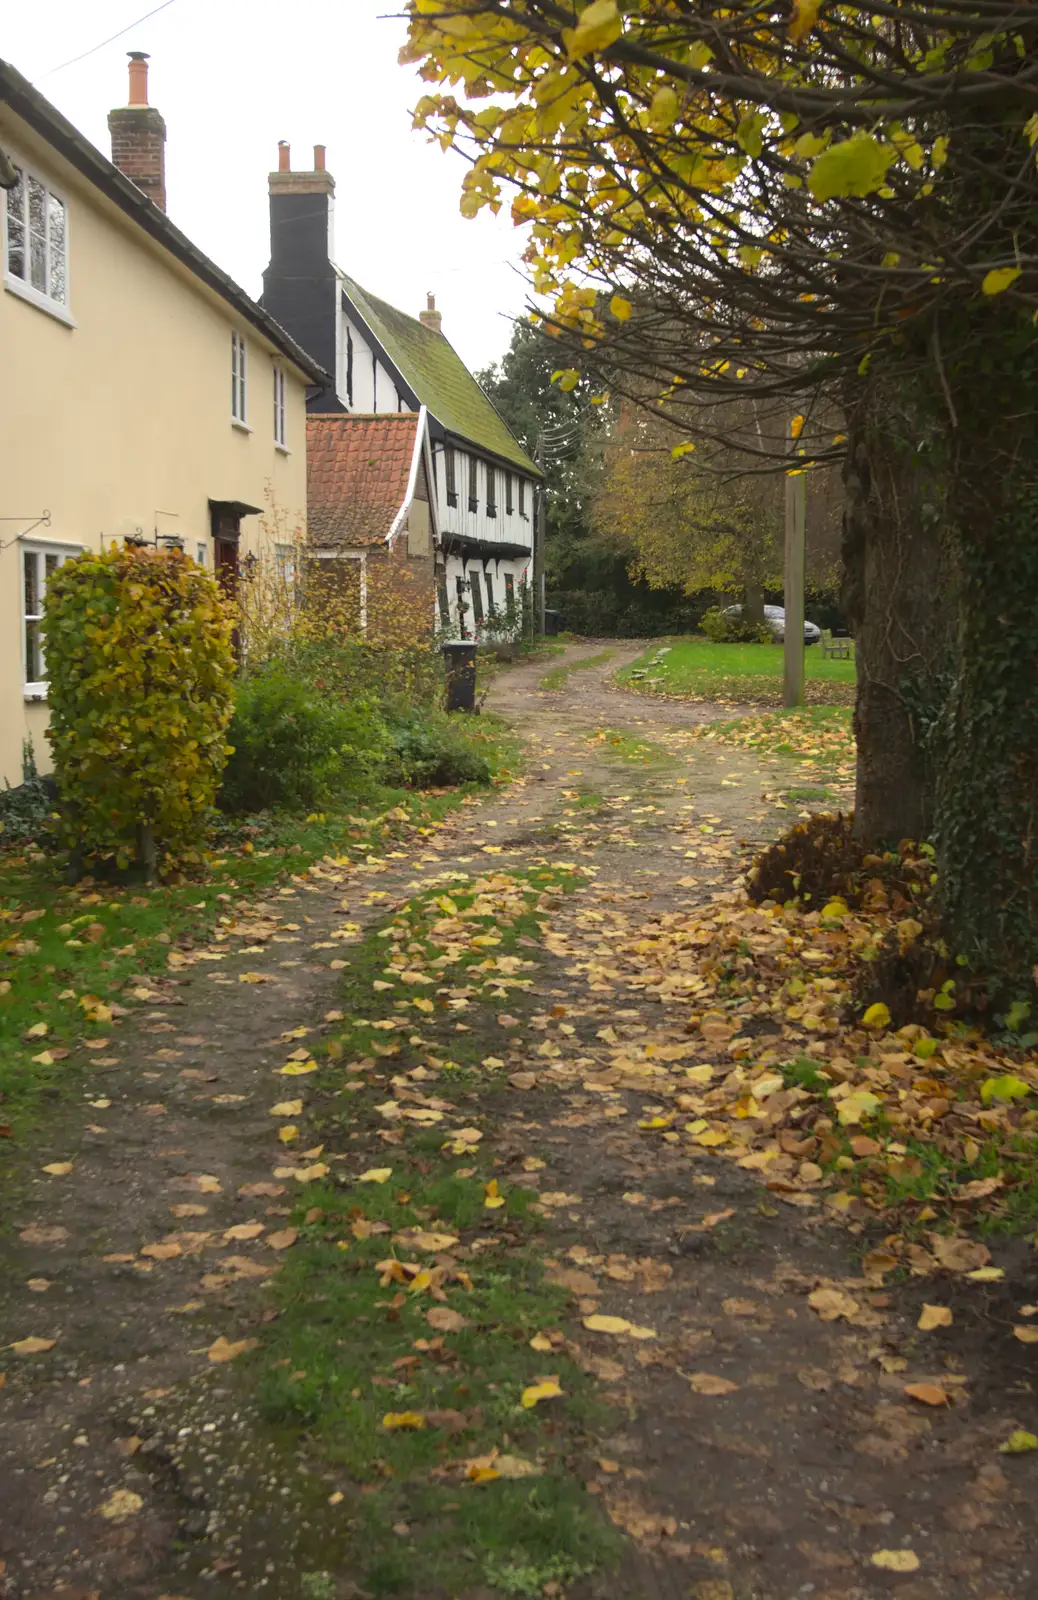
[445,447,458,507]
[504,472,514,516]
[486,465,497,519]
[437,579,451,626]
[518,477,527,518]
[484,569,496,614]
[231,330,248,425]
[468,453,478,512]
[504,572,516,614]
[273,366,287,448]
[470,569,485,623]
[195,543,207,566]
[4,161,69,318]
[23,543,77,696]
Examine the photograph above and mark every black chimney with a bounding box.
[261,142,340,411]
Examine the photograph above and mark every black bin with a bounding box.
[442,640,478,713]
[543,608,561,637]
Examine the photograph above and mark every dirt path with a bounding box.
[0,644,1031,1600]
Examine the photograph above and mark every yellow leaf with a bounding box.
[99,1488,144,1520]
[672,442,696,460]
[917,1304,953,1331]
[564,0,622,60]
[1013,1325,1038,1344]
[648,84,678,131]
[904,1382,950,1407]
[270,1100,303,1117]
[871,1550,920,1573]
[521,1379,563,1408]
[42,1162,73,1176]
[278,1125,299,1144]
[484,1179,506,1209]
[790,414,806,439]
[277,1061,317,1076]
[529,1333,554,1352]
[836,1090,881,1127]
[358,1168,393,1184]
[1001,1430,1038,1453]
[982,266,1021,296]
[689,1372,740,1395]
[980,1074,1030,1106]
[862,1002,891,1029]
[24,1021,49,1038]
[695,1129,729,1147]
[206,1335,258,1363]
[10,1335,57,1354]
[609,294,632,322]
[788,0,821,43]
[382,1411,426,1430]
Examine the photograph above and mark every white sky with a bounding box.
[2,0,531,370]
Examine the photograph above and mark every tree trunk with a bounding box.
[932,363,1038,998]
[842,389,950,847]
[743,582,766,626]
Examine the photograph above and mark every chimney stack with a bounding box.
[419,292,442,334]
[262,142,338,409]
[108,52,166,212]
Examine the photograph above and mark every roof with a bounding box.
[307,413,421,547]
[0,58,327,385]
[339,274,540,477]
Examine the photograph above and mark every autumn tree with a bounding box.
[402,0,1038,998]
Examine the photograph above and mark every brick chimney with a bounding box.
[262,143,338,408]
[108,52,166,211]
[419,292,443,334]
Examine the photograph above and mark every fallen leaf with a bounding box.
[170,1204,208,1218]
[484,1179,506,1209]
[870,1549,920,1572]
[239,1182,285,1198]
[140,1241,182,1260]
[270,1100,303,1117]
[1013,1325,1038,1344]
[1000,1430,1038,1454]
[42,1162,73,1176]
[26,1278,51,1293]
[426,1306,468,1333]
[808,1287,859,1322]
[358,1167,393,1184]
[19,1224,68,1246]
[9,1335,56,1354]
[207,1335,259,1363]
[917,1304,953,1331]
[99,1489,144,1521]
[267,1228,298,1251]
[521,1379,563,1408]
[583,1313,656,1339]
[224,1222,265,1242]
[930,1235,990,1273]
[904,1383,950,1407]
[394,1230,460,1252]
[689,1372,740,1396]
[382,1411,426,1430]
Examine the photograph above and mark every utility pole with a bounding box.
[783,416,806,708]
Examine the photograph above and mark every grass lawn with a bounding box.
[539,649,615,691]
[620,636,856,706]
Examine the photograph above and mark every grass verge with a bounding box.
[620,638,855,707]
[253,864,622,1598]
[540,650,615,691]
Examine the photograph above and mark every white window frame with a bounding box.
[231,330,249,428]
[310,549,368,630]
[2,156,74,326]
[273,365,288,450]
[21,540,81,699]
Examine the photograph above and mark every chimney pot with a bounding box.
[278,140,291,171]
[314,144,326,171]
[127,50,150,106]
[419,292,443,334]
[110,51,166,211]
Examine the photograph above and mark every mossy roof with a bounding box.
[340,274,539,477]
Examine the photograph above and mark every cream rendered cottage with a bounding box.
[0,53,324,787]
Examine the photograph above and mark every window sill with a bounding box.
[24,687,48,703]
[447,493,458,508]
[231,418,252,433]
[467,502,479,514]
[275,442,291,455]
[4,273,76,327]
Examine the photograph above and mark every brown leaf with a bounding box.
[207,1335,259,1363]
[689,1372,740,1395]
[426,1305,468,1333]
[9,1335,57,1354]
[19,1224,69,1246]
[917,1304,953,1331]
[929,1235,990,1274]
[267,1228,299,1251]
[904,1382,950,1407]
[238,1182,286,1198]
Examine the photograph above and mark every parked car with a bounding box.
[723,603,821,645]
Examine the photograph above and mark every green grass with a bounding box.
[620,637,856,706]
[250,864,622,1596]
[592,728,674,767]
[539,649,615,691]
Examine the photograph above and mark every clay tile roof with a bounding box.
[306,412,420,548]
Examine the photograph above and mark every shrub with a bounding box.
[0,740,57,851]
[700,605,774,644]
[219,668,389,814]
[383,709,493,788]
[42,544,234,875]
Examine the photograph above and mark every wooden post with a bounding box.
[783,427,806,708]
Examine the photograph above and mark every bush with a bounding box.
[383,709,494,788]
[699,605,774,644]
[219,668,389,814]
[42,544,234,875]
[0,740,57,851]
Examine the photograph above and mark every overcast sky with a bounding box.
[3,0,531,371]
